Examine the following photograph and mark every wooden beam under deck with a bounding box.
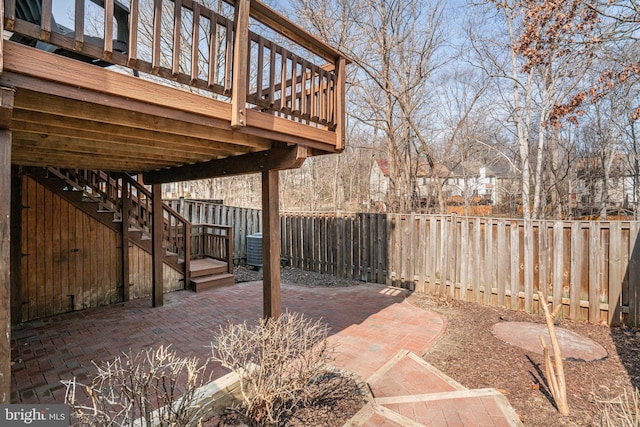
[143,145,308,184]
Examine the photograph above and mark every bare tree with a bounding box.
[293,0,449,213]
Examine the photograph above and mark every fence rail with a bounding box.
[166,199,640,326]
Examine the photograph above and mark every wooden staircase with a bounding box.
[26,167,234,293]
[189,258,234,292]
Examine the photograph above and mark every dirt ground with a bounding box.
[407,292,640,426]
[235,266,640,426]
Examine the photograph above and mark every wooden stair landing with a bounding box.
[190,258,234,292]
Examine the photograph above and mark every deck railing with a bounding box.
[3,0,345,140]
[191,223,233,273]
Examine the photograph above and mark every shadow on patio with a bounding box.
[11,281,444,405]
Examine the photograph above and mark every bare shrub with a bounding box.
[596,388,640,427]
[210,311,359,426]
[62,345,206,426]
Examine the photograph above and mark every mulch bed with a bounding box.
[408,292,640,426]
[234,266,640,426]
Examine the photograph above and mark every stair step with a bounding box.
[190,258,228,278]
[190,273,234,292]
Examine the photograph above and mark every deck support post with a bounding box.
[121,175,130,302]
[0,87,14,403]
[10,166,21,325]
[152,183,163,307]
[262,170,280,319]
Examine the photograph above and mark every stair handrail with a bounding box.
[46,168,119,214]
[120,174,190,260]
[46,167,236,285]
[48,167,193,276]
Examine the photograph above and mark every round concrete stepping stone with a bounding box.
[491,322,607,362]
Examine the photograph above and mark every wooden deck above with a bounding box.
[0,0,347,178]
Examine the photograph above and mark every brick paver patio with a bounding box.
[11,281,523,426]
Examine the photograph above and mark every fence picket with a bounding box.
[430,216,438,293]
[570,222,581,320]
[473,218,481,303]
[460,217,469,301]
[497,220,506,306]
[589,222,601,322]
[510,221,519,310]
[524,220,534,312]
[484,218,493,305]
[609,222,622,324]
[628,223,640,325]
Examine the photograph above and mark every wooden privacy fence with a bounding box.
[280,212,389,283]
[164,200,640,326]
[280,212,640,326]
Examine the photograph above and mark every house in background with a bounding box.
[573,155,640,216]
[370,158,452,211]
[370,158,391,207]
[370,158,517,212]
[446,162,519,207]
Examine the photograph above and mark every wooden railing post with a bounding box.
[227,227,233,274]
[231,0,250,129]
[335,56,346,150]
[184,222,191,289]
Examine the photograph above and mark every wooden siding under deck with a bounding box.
[19,175,182,322]
[129,245,183,300]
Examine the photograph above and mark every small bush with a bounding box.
[63,345,205,426]
[597,388,640,427]
[210,311,355,426]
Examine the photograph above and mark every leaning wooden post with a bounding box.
[262,170,281,319]
[152,183,164,307]
[538,291,569,415]
[231,0,249,129]
[0,87,15,403]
